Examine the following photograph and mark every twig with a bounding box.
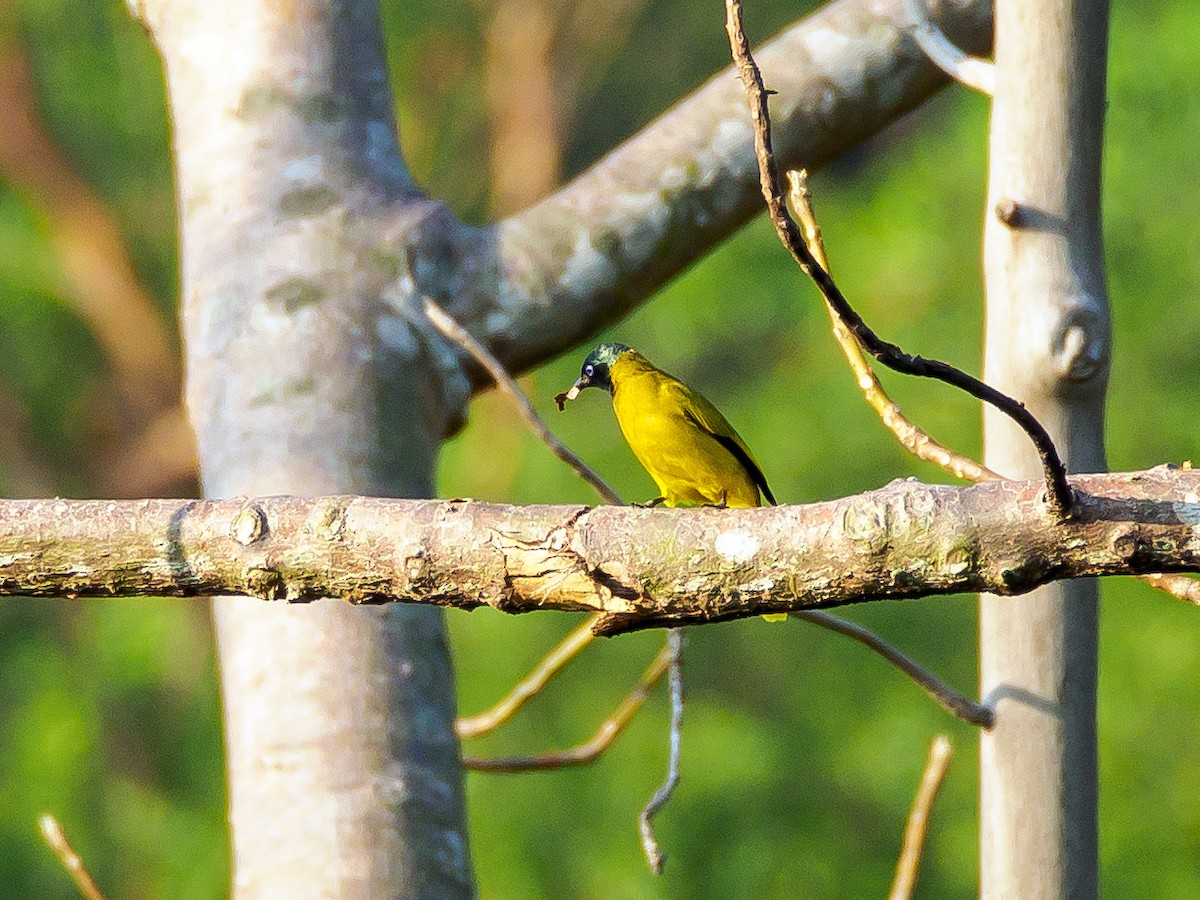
[457,614,601,738]
[787,171,1000,484]
[888,735,954,900]
[724,0,1072,517]
[904,0,995,95]
[1138,572,1200,606]
[462,643,670,772]
[794,611,993,728]
[38,814,105,900]
[639,628,684,874]
[423,297,623,505]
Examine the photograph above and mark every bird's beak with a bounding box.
[564,379,586,401]
[554,377,588,411]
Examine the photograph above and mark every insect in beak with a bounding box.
[554,378,588,411]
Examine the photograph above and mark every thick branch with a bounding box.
[468,0,992,375]
[2,468,1198,626]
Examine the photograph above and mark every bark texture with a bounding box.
[136,0,471,896]
[121,0,997,893]
[980,0,1111,897]
[2,470,1195,623]
[480,0,994,374]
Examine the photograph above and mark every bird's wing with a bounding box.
[666,380,777,506]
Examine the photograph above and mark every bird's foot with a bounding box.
[701,491,729,510]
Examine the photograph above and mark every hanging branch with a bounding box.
[639,628,684,873]
[794,611,993,728]
[723,0,1072,517]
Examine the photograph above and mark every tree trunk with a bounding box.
[127,0,999,893]
[980,0,1111,897]
[136,0,473,895]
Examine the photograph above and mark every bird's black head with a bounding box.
[555,342,631,409]
[576,342,630,393]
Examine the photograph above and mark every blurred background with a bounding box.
[0,0,1197,896]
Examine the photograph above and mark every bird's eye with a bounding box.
[584,364,595,377]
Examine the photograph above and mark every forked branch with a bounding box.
[724,0,1072,516]
[462,644,670,772]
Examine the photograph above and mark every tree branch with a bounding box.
[2,468,1198,627]
[639,628,684,874]
[904,0,995,95]
[465,0,992,376]
[456,614,601,739]
[38,815,105,900]
[786,169,1001,485]
[423,298,622,505]
[724,0,1072,516]
[794,611,993,727]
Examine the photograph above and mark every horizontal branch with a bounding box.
[1,467,1198,627]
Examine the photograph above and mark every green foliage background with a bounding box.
[1,0,1197,896]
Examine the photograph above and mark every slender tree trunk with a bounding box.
[980,1,1110,897]
[136,0,473,895]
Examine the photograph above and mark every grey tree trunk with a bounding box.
[136,0,473,895]
[980,0,1111,897]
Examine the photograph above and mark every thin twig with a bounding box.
[457,614,601,738]
[787,171,1001,484]
[640,628,684,874]
[423,297,623,505]
[38,815,105,900]
[463,643,671,772]
[1138,572,1200,606]
[724,0,1072,517]
[888,735,954,900]
[904,0,995,95]
[794,611,994,728]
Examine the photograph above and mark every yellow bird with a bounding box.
[556,343,776,509]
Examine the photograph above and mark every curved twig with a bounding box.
[462,644,670,772]
[786,170,1000,484]
[794,611,993,728]
[38,815,105,900]
[724,0,1071,517]
[423,297,623,505]
[456,614,600,738]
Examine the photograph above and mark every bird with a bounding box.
[555,343,776,509]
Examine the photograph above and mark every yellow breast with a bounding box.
[609,353,762,508]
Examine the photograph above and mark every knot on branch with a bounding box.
[1051,303,1109,384]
